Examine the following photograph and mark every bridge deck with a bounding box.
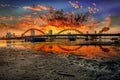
[0,33,120,40]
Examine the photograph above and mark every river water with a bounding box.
[0,40,120,60]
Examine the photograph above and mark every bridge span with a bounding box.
[0,28,120,42]
[0,33,120,40]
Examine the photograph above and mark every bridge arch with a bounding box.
[22,28,45,37]
[57,28,83,34]
[58,45,82,51]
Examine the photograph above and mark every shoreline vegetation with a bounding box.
[0,47,120,80]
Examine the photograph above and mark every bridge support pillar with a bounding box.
[31,29,35,37]
[94,31,97,41]
[48,30,54,42]
[99,36,102,43]
[85,31,89,41]
[68,33,76,41]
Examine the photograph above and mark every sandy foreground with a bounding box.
[0,47,120,80]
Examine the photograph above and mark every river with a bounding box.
[0,39,120,60]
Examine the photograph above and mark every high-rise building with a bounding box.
[6,32,11,39]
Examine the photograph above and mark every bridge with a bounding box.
[0,28,120,43]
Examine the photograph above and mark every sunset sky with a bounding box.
[0,0,120,36]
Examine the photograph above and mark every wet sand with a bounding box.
[0,47,120,80]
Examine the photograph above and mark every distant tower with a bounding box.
[94,31,97,41]
[48,30,53,35]
[31,29,35,37]
[94,31,97,34]
[67,32,72,38]
[48,30,53,41]
[86,31,88,34]
[12,33,15,37]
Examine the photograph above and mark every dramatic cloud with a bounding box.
[17,14,47,27]
[87,2,99,14]
[88,6,99,14]
[68,1,83,9]
[23,4,55,11]
[16,21,33,27]
[0,4,19,8]
[105,16,111,27]
[0,4,10,7]
[69,1,79,9]
[0,23,8,28]
[18,15,32,21]
[0,16,14,21]
[68,1,99,14]
[92,3,97,7]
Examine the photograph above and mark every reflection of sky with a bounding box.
[0,39,120,59]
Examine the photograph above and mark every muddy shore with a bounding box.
[0,47,120,80]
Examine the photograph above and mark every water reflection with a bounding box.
[99,46,110,52]
[0,40,120,59]
[22,42,120,59]
[6,40,16,47]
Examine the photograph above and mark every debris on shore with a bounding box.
[0,47,120,80]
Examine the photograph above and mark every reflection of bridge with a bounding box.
[23,43,111,52]
[1,28,120,42]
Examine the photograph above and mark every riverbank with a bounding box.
[0,47,120,80]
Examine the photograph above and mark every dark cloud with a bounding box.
[0,3,19,8]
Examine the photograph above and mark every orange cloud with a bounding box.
[16,21,33,27]
[0,16,7,21]
[0,16,14,21]
[17,14,46,27]
[23,4,55,11]
[9,16,14,21]
[18,15,32,21]
[32,12,38,15]
[0,23,8,28]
